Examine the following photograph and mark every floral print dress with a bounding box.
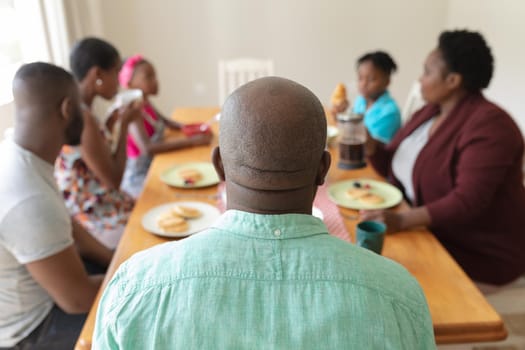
[55,116,135,249]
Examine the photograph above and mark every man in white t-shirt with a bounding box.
[0,62,110,349]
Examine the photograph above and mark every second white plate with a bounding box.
[141,201,221,238]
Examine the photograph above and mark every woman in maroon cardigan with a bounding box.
[363,30,525,286]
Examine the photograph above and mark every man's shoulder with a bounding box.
[314,235,426,305]
[0,144,69,237]
[115,239,188,277]
[0,193,70,235]
[0,143,52,193]
[115,231,426,310]
[98,231,434,349]
[117,229,216,272]
[0,175,61,225]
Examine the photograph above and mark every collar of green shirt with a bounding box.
[210,210,328,240]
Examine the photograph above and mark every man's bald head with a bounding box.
[13,62,77,114]
[12,62,84,148]
[219,77,327,191]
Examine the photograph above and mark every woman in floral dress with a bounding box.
[55,38,141,249]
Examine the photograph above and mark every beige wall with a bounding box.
[2,0,524,136]
[446,0,525,131]
[98,0,447,113]
[0,102,14,139]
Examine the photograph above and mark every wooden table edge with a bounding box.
[436,327,508,344]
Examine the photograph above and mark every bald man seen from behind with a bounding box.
[94,77,436,349]
[0,62,112,350]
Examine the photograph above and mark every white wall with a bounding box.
[446,0,525,131]
[98,0,447,113]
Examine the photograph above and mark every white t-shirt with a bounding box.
[391,118,435,203]
[0,140,73,347]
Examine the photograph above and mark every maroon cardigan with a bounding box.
[370,92,525,285]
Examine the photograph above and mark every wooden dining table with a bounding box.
[75,107,507,349]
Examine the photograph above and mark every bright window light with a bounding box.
[0,0,22,105]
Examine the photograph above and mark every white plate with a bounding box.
[328,178,403,210]
[141,201,221,238]
[160,162,220,188]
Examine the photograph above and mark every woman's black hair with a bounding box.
[69,37,120,81]
[438,30,494,92]
[357,51,398,75]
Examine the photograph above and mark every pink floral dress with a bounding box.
[54,116,135,249]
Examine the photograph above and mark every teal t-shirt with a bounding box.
[94,210,435,350]
[353,91,401,143]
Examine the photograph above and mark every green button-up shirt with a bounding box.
[94,210,435,349]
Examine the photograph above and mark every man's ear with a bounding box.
[60,96,71,122]
[211,146,226,181]
[315,150,331,186]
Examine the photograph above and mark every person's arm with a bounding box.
[360,206,432,233]
[366,137,393,178]
[71,219,113,268]
[145,102,183,130]
[153,106,183,130]
[128,119,212,156]
[329,99,349,121]
[363,107,523,233]
[3,195,103,314]
[422,110,523,228]
[162,117,184,130]
[26,246,103,314]
[366,104,402,144]
[81,103,141,189]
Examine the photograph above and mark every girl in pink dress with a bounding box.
[119,55,212,197]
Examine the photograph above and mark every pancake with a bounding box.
[346,187,369,200]
[158,220,189,233]
[157,213,188,233]
[358,193,384,205]
[172,205,202,219]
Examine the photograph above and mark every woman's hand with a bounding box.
[118,100,144,125]
[360,206,432,233]
[359,209,404,233]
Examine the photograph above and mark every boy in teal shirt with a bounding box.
[333,51,402,144]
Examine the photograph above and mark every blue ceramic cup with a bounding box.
[356,221,386,254]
